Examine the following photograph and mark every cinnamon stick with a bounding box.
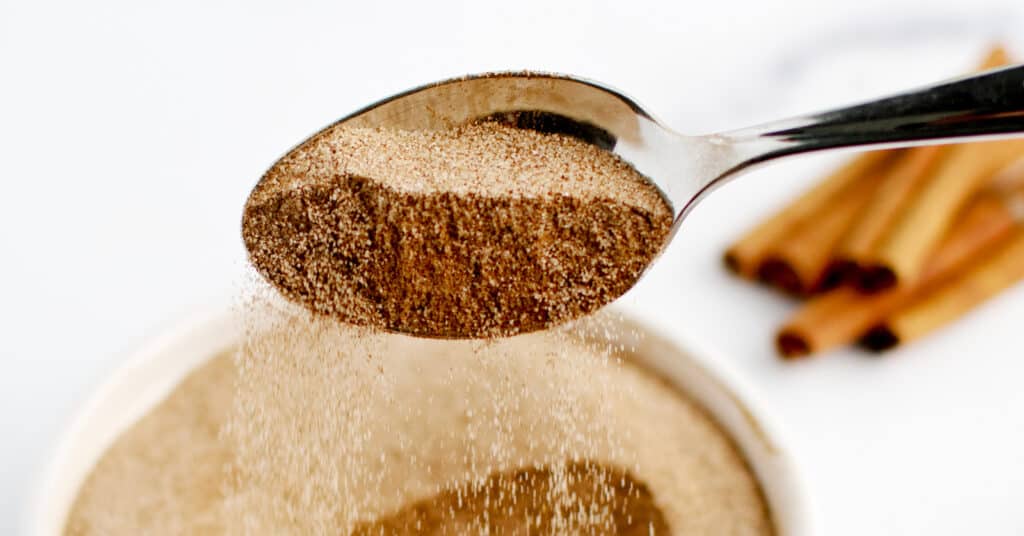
[759,169,886,295]
[868,139,1024,284]
[723,150,895,278]
[777,191,1021,358]
[729,45,1010,289]
[862,228,1024,351]
[833,46,1011,293]
[857,46,1018,289]
[834,146,948,291]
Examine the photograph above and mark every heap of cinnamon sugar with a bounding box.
[242,121,673,338]
[351,462,668,535]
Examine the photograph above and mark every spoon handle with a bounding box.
[727,64,1024,165]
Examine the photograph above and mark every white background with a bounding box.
[3,0,1024,534]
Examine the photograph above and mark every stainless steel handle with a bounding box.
[726,64,1024,167]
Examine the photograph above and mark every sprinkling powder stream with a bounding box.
[215,281,773,534]
[224,283,634,532]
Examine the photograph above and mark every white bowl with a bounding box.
[30,305,813,535]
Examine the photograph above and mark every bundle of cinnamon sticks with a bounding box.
[725,46,1024,358]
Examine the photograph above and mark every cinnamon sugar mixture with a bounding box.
[242,122,673,338]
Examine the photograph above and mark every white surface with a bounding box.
[2,0,1024,534]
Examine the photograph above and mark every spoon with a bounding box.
[245,66,1024,338]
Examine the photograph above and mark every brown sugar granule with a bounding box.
[242,122,673,338]
[351,461,669,535]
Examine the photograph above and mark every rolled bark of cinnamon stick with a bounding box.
[857,46,1017,289]
[723,151,895,279]
[760,172,885,295]
[835,146,948,292]
[777,193,1020,358]
[838,46,1011,293]
[728,45,1010,290]
[862,228,1024,351]
[868,139,1024,286]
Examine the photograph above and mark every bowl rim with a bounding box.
[29,302,813,535]
[28,304,239,536]
[642,321,815,535]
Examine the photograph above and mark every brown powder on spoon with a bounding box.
[242,121,674,338]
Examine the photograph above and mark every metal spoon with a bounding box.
[247,66,1024,337]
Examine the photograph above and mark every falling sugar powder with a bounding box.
[227,283,774,534]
